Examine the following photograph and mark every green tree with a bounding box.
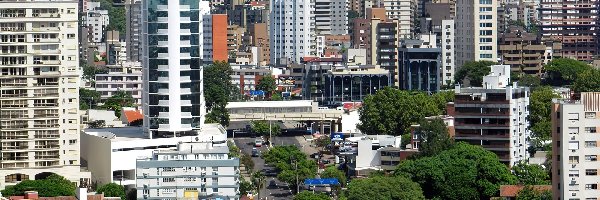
[204,61,235,125]
[415,118,454,157]
[271,92,283,101]
[516,186,552,200]
[96,183,126,200]
[454,61,496,87]
[395,143,517,200]
[345,176,425,200]
[2,174,76,197]
[240,153,255,172]
[321,166,347,187]
[572,68,600,92]
[205,105,230,127]
[544,58,592,86]
[517,74,542,89]
[348,10,360,21]
[101,90,135,117]
[98,0,126,33]
[239,180,253,196]
[294,191,331,200]
[250,120,281,144]
[512,161,550,185]
[251,172,266,200]
[256,75,277,98]
[529,87,560,145]
[358,87,441,135]
[314,135,332,151]
[227,140,240,158]
[79,88,101,110]
[81,61,108,85]
[432,91,455,115]
[262,145,318,192]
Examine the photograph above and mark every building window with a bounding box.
[586,169,598,176]
[162,178,175,182]
[569,141,579,150]
[585,127,597,133]
[479,0,492,4]
[569,156,579,164]
[586,184,598,190]
[568,113,579,120]
[480,54,492,58]
[480,38,492,43]
[585,112,596,119]
[569,170,579,177]
[478,15,492,20]
[585,141,597,148]
[212,188,218,193]
[5,174,29,183]
[479,30,492,35]
[585,155,598,161]
[480,46,492,51]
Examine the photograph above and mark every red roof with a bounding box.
[302,57,343,63]
[123,110,143,123]
[499,185,552,197]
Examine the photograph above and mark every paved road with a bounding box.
[234,135,302,200]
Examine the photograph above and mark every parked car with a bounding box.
[269,180,277,188]
[252,148,260,157]
[254,139,263,147]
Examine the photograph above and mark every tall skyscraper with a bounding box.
[269,0,314,64]
[381,0,416,39]
[125,0,142,62]
[142,0,207,138]
[552,92,600,199]
[0,0,89,188]
[314,0,349,35]
[455,0,498,69]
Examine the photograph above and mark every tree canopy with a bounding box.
[515,186,552,200]
[415,118,454,157]
[454,61,496,87]
[262,145,317,192]
[2,174,76,197]
[395,143,517,200]
[98,0,125,33]
[101,90,135,117]
[516,74,542,89]
[96,183,126,200]
[79,88,101,110]
[294,191,331,200]
[256,75,277,98]
[529,87,560,146]
[358,87,442,135]
[250,120,281,143]
[204,61,235,126]
[572,68,600,92]
[344,176,425,200]
[512,161,550,185]
[544,58,592,86]
[320,166,347,187]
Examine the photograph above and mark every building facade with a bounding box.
[0,0,90,188]
[441,19,455,86]
[552,92,600,200]
[539,0,598,61]
[314,0,349,35]
[302,57,344,102]
[249,23,270,66]
[381,0,416,39]
[202,14,228,63]
[85,2,110,43]
[398,36,441,92]
[125,0,142,62]
[451,65,530,166]
[142,0,207,138]
[323,65,391,104]
[136,142,240,199]
[499,26,560,76]
[455,0,498,69]
[95,72,143,107]
[371,19,399,85]
[269,0,314,64]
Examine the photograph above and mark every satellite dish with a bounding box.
[195,137,199,141]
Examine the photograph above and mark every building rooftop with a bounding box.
[155,142,230,155]
[84,124,227,141]
[226,100,314,109]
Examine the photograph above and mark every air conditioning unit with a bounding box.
[143,184,148,188]
[143,173,148,178]
[143,194,148,199]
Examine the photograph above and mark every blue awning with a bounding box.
[304,178,340,186]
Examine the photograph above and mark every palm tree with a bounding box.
[251,171,266,199]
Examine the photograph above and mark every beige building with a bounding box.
[455,0,498,69]
[381,0,416,39]
[0,0,90,188]
[499,26,561,76]
[552,92,600,200]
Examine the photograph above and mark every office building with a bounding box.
[269,0,314,64]
[202,14,228,63]
[85,2,110,43]
[381,0,416,39]
[230,67,271,95]
[314,0,349,35]
[551,92,600,200]
[136,141,240,199]
[539,0,598,61]
[371,19,400,85]
[441,20,455,86]
[323,65,391,104]
[455,0,498,69]
[125,0,142,62]
[451,65,530,166]
[249,23,270,66]
[499,26,560,76]
[302,57,344,102]
[142,0,207,138]
[0,0,90,188]
[398,35,441,92]
[81,124,228,187]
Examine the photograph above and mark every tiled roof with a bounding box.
[123,110,143,123]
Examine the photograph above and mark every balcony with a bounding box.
[33,13,61,18]
[33,49,61,54]
[33,60,61,65]
[31,27,60,32]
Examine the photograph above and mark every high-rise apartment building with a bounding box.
[142,0,207,138]
[269,0,314,64]
[381,0,416,39]
[125,0,142,62]
[0,0,90,188]
[539,0,598,61]
[202,14,228,64]
[455,0,498,69]
[499,26,560,76]
[371,19,400,85]
[314,0,349,35]
[249,23,270,65]
[450,65,530,166]
[552,92,600,200]
[84,2,109,43]
[441,19,455,86]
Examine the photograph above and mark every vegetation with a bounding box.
[256,75,277,99]
[101,90,135,117]
[96,183,126,200]
[529,87,560,146]
[348,10,360,21]
[2,174,76,197]
[321,166,347,187]
[544,58,592,86]
[98,0,125,33]
[572,68,600,92]
[227,140,240,158]
[415,118,454,157]
[250,120,281,144]
[204,61,235,126]
[240,153,255,172]
[79,88,101,110]
[294,191,331,200]
[81,61,107,85]
[512,161,550,185]
[516,74,542,89]
[516,186,552,200]
[454,61,496,87]
[358,87,448,136]
[262,145,317,193]
[239,179,253,196]
[344,176,425,200]
[314,135,332,151]
[395,143,517,200]
[251,172,266,199]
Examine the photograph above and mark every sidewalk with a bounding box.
[295,136,318,156]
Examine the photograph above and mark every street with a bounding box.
[234,135,304,200]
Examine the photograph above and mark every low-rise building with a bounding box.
[323,65,391,105]
[398,34,441,92]
[499,26,560,76]
[340,135,416,176]
[410,115,455,150]
[136,142,240,199]
[95,72,142,107]
[230,67,271,95]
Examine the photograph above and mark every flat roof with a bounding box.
[83,124,227,141]
[226,100,313,109]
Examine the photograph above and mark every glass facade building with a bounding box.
[142,0,207,138]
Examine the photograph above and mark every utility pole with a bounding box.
[295,159,299,193]
[269,120,272,148]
